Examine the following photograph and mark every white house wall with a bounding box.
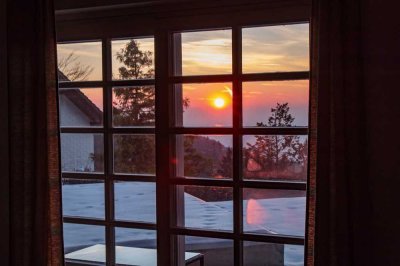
[59,94,96,172]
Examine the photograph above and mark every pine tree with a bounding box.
[244,102,307,179]
[112,40,156,173]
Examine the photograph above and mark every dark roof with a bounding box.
[58,70,103,125]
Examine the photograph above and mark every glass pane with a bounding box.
[114,181,156,223]
[175,135,232,179]
[174,29,232,76]
[177,185,233,231]
[112,38,155,80]
[243,135,308,181]
[115,228,157,266]
[113,134,155,175]
[64,223,105,265]
[243,241,284,266]
[174,83,232,127]
[112,86,155,127]
[62,179,104,219]
[243,242,304,266]
[61,133,104,173]
[243,188,306,236]
[243,80,309,127]
[59,87,103,127]
[177,236,233,266]
[57,41,102,81]
[242,23,309,73]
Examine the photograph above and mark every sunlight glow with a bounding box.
[246,199,268,225]
[213,97,226,109]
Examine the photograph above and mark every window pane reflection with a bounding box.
[243,188,306,236]
[112,86,155,127]
[174,83,232,127]
[175,29,232,76]
[176,135,233,179]
[177,185,233,231]
[64,223,105,265]
[243,135,308,181]
[115,228,157,266]
[59,87,103,127]
[242,24,309,73]
[62,178,105,219]
[114,181,156,223]
[112,38,155,80]
[57,41,102,81]
[177,236,233,266]
[113,134,156,175]
[243,80,309,127]
[61,133,104,173]
[243,242,304,266]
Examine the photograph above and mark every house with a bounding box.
[58,71,103,173]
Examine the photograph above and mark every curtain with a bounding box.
[311,0,372,265]
[2,0,63,265]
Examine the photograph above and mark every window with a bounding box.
[58,38,157,265]
[57,18,310,266]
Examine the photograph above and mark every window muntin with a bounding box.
[57,21,309,266]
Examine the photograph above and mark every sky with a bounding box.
[57,23,309,141]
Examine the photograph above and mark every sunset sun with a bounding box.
[213,97,226,108]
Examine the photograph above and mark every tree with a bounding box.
[183,135,214,177]
[217,147,233,178]
[112,40,156,173]
[244,102,307,179]
[58,52,94,81]
[113,40,193,174]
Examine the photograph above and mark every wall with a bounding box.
[364,1,400,264]
[59,94,96,172]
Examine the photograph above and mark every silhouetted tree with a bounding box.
[112,40,189,173]
[58,52,94,81]
[244,102,307,179]
[217,147,233,178]
[183,135,214,177]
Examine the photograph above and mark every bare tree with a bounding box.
[58,52,94,81]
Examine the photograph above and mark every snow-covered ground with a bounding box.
[63,182,305,265]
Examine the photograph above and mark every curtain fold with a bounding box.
[312,0,372,265]
[5,0,63,265]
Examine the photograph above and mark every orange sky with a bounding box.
[58,23,309,128]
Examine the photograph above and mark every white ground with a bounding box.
[63,182,305,265]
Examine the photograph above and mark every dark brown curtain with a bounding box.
[1,0,63,265]
[311,0,372,265]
